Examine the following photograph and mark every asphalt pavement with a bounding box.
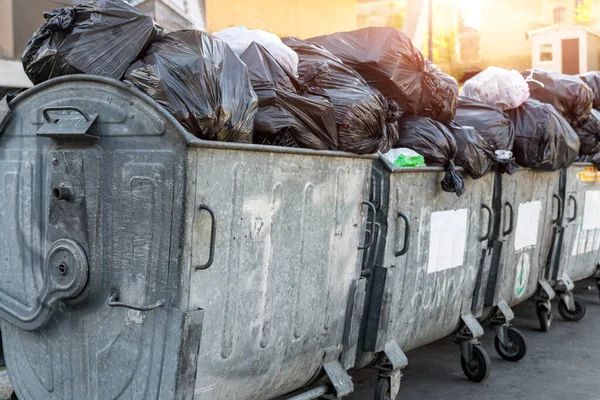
[1,280,599,400]
[348,279,600,400]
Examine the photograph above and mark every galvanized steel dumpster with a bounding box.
[357,156,496,399]
[545,163,600,322]
[483,169,561,333]
[0,76,373,400]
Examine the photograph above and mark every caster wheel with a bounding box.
[536,303,552,332]
[460,344,491,383]
[11,392,18,400]
[558,297,586,322]
[494,327,527,362]
[374,376,392,400]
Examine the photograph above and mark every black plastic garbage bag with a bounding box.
[449,123,496,179]
[395,116,466,196]
[454,98,519,174]
[309,27,458,124]
[283,37,395,154]
[523,69,593,127]
[125,30,257,143]
[578,152,600,169]
[22,0,162,84]
[576,109,600,155]
[580,71,600,110]
[240,42,337,150]
[508,99,580,171]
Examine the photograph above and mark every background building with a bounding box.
[205,0,358,38]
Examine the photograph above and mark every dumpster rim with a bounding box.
[6,75,377,160]
[376,151,467,174]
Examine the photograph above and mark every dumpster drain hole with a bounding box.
[58,263,68,275]
[53,188,61,199]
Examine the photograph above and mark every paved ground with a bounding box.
[1,280,598,400]
[348,279,600,400]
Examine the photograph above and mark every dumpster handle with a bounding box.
[552,194,563,224]
[568,195,577,223]
[503,202,514,236]
[480,204,493,242]
[196,205,217,270]
[107,289,165,312]
[43,106,91,123]
[395,211,411,257]
[358,201,376,250]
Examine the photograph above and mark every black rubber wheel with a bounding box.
[536,303,552,332]
[460,344,491,383]
[558,297,587,322]
[10,392,18,400]
[494,327,527,362]
[374,376,392,400]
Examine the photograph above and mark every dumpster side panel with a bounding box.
[184,148,370,400]
[560,165,600,282]
[0,77,195,400]
[367,169,493,354]
[490,170,560,308]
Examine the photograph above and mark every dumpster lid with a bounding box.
[8,75,377,160]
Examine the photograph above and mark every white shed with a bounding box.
[527,25,600,74]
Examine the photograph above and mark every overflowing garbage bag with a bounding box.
[460,67,529,111]
[508,99,580,171]
[309,27,458,124]
[240,42,337,150]
[523,69,593,127]
[383,148,425,167]
[454,97,519,173]
[575,109,600,155]
[395,116,466,196]
[579,71,600,110]
[578,152,600,169]
[215,26,299,76]
[125,30,258,143]
[283,37,395,154]
[22,0,162,84]
[449,123,496,179]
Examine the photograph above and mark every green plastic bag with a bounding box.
[384,148,426,167]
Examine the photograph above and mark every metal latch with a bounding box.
[37,106,98,140]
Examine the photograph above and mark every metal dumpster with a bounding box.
[356,156,496,399]
[0,75,373,400]
[545,163,600,322]
[483,169,561,333]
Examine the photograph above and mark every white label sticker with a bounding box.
[582,191,600,231]
[427,209,468,274]
[514,201,541,251]
[571,227,600,256]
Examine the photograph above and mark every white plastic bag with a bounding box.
[214,26,299,76]
[460,67,530,111]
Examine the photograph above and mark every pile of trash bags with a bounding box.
[454,97,519,174]
[125,30,257,143]
[240,42,337,150]
[523,69,593,127]
[19,1,599,196]
[507,99,580,171]
[23,0,162,84]
[283,37,395,154]
[395,116,465,196]
[310,27,458,124]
